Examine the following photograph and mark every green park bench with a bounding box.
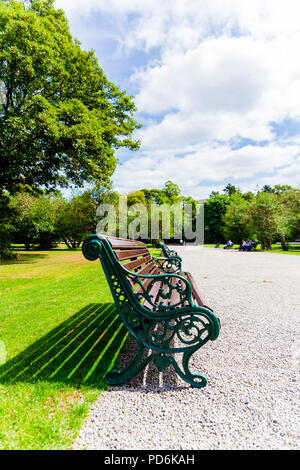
[157,242,182,261]
[157,241,182,262]
[82,234,221,388]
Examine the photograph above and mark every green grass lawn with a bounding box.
[0,247,133,450]
[203,243,300,255]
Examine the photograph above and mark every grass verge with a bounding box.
[0,248,128,450]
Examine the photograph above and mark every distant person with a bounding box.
[246,240,255,251]
[224,240,233,249]
[239,240,247,251]
[240,240,255,251]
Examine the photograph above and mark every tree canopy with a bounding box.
[0,0,141,194]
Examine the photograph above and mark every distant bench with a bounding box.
[157,242,182,262]
[82,234,221,388]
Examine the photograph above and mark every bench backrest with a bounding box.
[108,236,160,278]
[82,234,189,313]
[104,236,179,311]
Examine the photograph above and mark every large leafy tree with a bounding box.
[223,193,252,243]
[271,186,300,250]
[9,192,60,250]
[56,192,97,249]
[0,0,140,194]
[249,192,280,250]
[204,194,230,243]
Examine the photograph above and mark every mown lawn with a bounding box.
[0,247,131,450]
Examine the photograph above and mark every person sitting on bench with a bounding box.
[246,240,255,251]
[240,240,247,251]
[240,240,255,251]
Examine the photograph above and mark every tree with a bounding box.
[249,192,279,250]
[160,181,182,204]
[274,187,300,250]
[9,192,59,250]
[204,194,229,243]
[142,181,182,206]
[223,193,252,243]
[56,192,97,249]
[0,0,140,195]
[0,192,16,258]
[127,190,147,207]
[223,183,240,196]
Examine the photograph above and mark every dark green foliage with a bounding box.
[216,185,300,250]
[0,192,16,259]
[56,193,97,249]
[9,192,60,249]
[223,193,252,243]
[204,194,229,243]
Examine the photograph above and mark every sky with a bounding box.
[55,0,300,199]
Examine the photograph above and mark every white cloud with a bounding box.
[55,0,300,196]
[114,143,300,198]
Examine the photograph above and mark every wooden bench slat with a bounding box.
[143,280,162,310]
[115,248,149,261]
[185,271,212,310]
[135,260,156,276]
[155,276,178,307]
[106,236,145,249]
[168,275,181,306]
[134,266,160,294]
[122,254,152,272]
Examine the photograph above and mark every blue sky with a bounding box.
[55,0,300,199]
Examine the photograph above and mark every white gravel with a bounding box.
[74,247,300,450]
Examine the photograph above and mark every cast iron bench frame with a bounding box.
[82,234,220,388]
[157,241,182,262]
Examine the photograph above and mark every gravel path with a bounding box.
[74,247,300,450]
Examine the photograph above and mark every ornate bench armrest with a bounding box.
[126,271,193,311]
[153,256,182,273]
[126,271,220,341]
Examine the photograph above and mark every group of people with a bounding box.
[223,239,256,251]
[239,240,256,251]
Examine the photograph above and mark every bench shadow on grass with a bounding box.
[0,303,128,390]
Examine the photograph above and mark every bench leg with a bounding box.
[168,349,208,388]
[106,346,208,389]
[105,337,151,386]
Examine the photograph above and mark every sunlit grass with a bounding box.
[0,249,128,449]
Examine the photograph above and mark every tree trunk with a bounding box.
[62,236,73,250]
[280,235,289,251]
[266,239,272,250]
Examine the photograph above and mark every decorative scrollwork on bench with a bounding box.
[127,272,192,311]
[153,257,181,273]
[82,237,102,260]
[145,314,212,350]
